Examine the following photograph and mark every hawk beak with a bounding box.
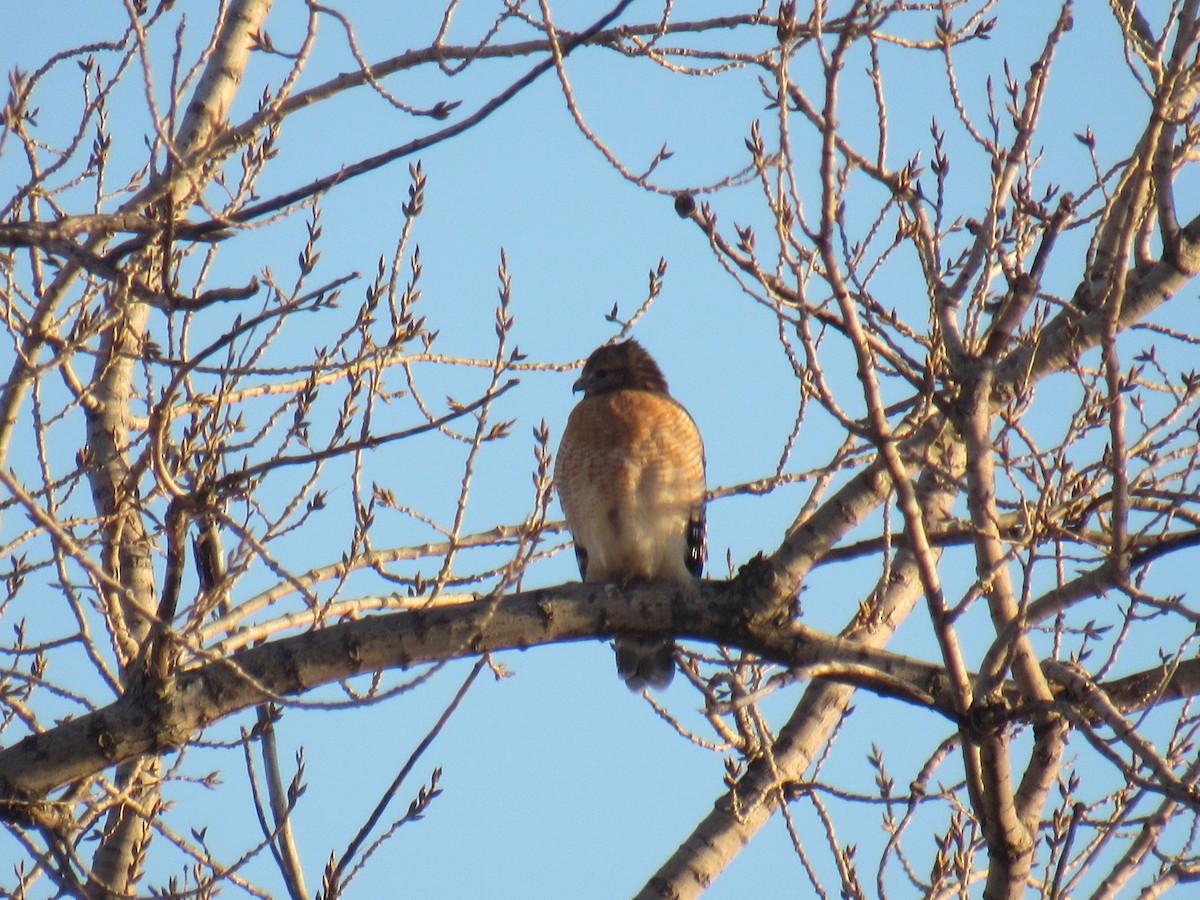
[571,375,587,393]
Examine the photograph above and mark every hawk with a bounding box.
[554,339,706,691]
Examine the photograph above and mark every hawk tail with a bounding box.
[614,637,676,691]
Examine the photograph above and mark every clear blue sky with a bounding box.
[2,2,1195,897]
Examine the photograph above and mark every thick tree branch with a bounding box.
[4,574,1195,830]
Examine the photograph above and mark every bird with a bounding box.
[554,339,706,691]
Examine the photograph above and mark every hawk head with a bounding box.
[572,339,670,396]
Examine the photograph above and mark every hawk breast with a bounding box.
[555,388,706,584]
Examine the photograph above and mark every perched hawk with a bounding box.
[554,339,707,691]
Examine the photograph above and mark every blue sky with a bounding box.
[2,1,1198,897]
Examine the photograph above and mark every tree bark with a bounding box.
[82,2,274,894]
